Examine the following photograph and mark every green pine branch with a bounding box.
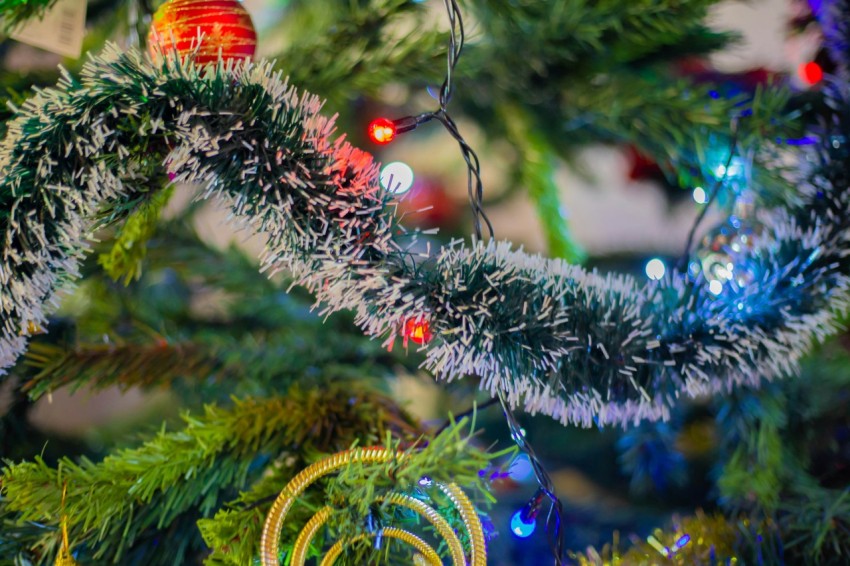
[18,211,411,400]
[467,0,727,69]
[22,339,212,397]
[500,103,585,262]
[269,0,445,109]
[561,74,794,189]
[780,485,850,562]
[0,0,56,31]
[23,329,403,401]
[200,417,506,565]
[98,184,174,285]
[1,386,420,564]
[710,334,850,563]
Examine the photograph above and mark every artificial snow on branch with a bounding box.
[2,45,849,428]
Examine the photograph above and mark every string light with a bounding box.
[508,454,535,482]
[714,156,745,180]
[645,258,666,281]
[380,161,415,194]
[375,0,563,561]
[368,118,396,144]
[510,510,536,538]
[368,114,436,145]
[678,120,740,273]
[709,280,723,295]
[510,490,545,539]
[404,317,432,345]
[798,61,824,86]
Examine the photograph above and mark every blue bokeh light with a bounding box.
[508,454,534,482]
[510,509,536,538]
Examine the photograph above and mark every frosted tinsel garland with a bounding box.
[2,46,849,427]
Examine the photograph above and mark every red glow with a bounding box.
[368,118,396,144]
[404,317,432,346]
[799,61,823,86]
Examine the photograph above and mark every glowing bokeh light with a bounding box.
[645,258,666,281]
[510,510,536,538]
[709,280,723,295]
[380,161,415,194]
[508,455,534,482]
[368,118,396,144]
[404,317,432,345]
[799,61,824,86]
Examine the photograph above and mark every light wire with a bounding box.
[412,1,564,563]
[679,119,741,272]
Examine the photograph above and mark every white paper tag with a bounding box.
[11,0,87,59]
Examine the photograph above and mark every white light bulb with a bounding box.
[645,258,666,281]
[380,161,414,194]
[709,280,723,295]
[693,187,707,204]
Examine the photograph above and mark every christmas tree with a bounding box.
[1,0,849,564]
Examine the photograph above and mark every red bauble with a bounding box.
[148,0,257,65]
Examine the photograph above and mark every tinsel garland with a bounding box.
[1,45,849,427]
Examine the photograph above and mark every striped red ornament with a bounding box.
[147,0,257,65]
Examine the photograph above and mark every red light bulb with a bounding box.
[368,118,396,145]
[799,61,823,86]
[404,317,432,346]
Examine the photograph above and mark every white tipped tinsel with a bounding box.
[2,45,849,428]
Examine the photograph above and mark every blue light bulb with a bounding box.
[508,455,534,482]
[510,509,536,538]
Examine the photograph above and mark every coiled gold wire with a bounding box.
[286,493,467,566]
[439,483,487,566]
[320,528,441,566]
[260,447,486,565]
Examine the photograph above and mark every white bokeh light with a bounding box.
[645,258,666,280]
[380,161,414,194]
[692,186,707,204]
[709,280,723,295]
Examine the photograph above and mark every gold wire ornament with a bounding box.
[260,447,487,565]
[55,483,79,566]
